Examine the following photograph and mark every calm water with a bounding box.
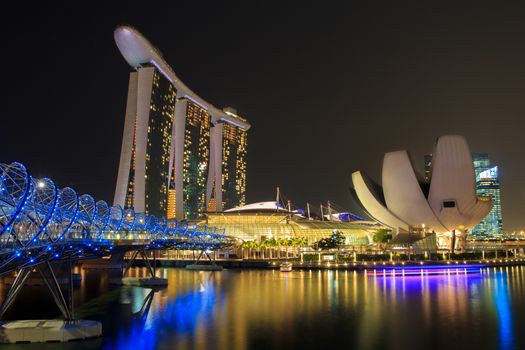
[2,265,525,350]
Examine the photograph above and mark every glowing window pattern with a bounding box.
[222,123,247,210]
[144,69,176,217]
[183,101,210,220]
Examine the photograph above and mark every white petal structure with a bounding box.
[352,135,492,237]
[352,171,410,232]
[382,151,449,232]
[427,136,493,231]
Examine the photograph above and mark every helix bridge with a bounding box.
[0,162,236,321]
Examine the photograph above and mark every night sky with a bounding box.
[2,1,525,230]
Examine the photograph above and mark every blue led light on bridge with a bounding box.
[0,161,235,276]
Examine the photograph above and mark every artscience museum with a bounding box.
[352,135,492,251]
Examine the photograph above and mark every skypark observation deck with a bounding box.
[0,161,236,277]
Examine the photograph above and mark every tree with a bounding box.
[373,229,392,252]
[373,229,392,244]
[315,238,333,250]
[331,230,345,248]
[313,231,345,251]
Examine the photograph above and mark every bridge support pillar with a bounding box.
[186,249,223,271]
[0,268,32,319]
[0,261,102,343]
[109,249,167,287]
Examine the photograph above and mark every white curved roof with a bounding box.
[352,171,410,232]
[382,150,448,232]
[224,201,288,213]
[352,135,492,235]
[114,25,250,130]
[428,135,492,230]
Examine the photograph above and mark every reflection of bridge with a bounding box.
[0,162,235,325]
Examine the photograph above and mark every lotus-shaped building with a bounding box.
[351,135,492,250]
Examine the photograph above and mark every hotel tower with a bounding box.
[113,26,250,220]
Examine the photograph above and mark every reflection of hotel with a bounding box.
[113,26,250,220]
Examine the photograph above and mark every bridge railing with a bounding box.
[0,162,233,275]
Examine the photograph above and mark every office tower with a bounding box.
[472,154,503,237]
[424,153,432,182]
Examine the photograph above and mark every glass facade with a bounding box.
[122,67,176,217]
[473,153,490,174]
[424,153,432,182]
[205,213,372,245]
[222,123,247,209]
[119,71,248,221]
[143,69,177,217]
[472,165,503,237]
[183,101,211,219]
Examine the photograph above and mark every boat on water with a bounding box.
[280,262,293,272]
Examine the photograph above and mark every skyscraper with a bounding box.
[113,26,250,220]
[424,153,432,182]
[220,108,248,210]
[423,152,503,237]
[471,153,503,237]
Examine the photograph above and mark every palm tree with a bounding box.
[240,240,258,259]
[293,236,308,260]
[277,238,288,259]
[240,241,250,259]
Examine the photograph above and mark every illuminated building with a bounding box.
[202,202,374,245]
[113,26,250,220]
[352,135,492,251]
[424,153,432,182]
[471,153,503,237]
[425,152,503,238]
[220,108,248,209]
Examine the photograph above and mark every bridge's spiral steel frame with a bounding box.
[0,162,232,276]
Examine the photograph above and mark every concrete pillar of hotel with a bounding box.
[114,71,138,207]
[173,98,188,220]
[207,120,223,211]
[132,67,155,213]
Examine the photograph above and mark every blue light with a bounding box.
[493,271,514,350]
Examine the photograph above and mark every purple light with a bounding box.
[367,264,486,277]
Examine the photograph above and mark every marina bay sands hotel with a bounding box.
[113,26,250,220]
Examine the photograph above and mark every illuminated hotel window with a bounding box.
[143,68,176,217]
[222,123,247,209]
[182,101,210,220]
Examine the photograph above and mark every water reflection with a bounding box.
[3,266,525,350]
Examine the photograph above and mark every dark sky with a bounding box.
[2,1,525,231]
